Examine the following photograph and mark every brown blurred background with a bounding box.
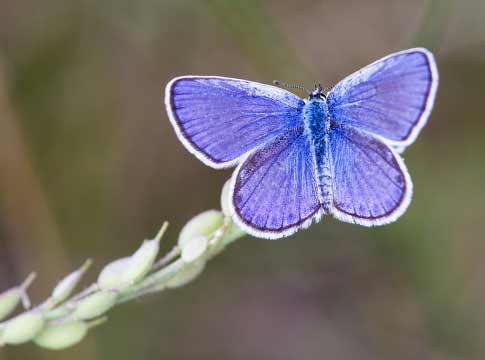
[1,0,485,359]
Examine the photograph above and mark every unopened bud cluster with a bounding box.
[0,179,246,351]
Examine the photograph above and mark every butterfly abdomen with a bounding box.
[303,99,334,212]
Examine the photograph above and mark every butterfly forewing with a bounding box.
[327,48,438,149]
[166,76,304,168]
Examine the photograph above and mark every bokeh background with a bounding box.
[1,0,484,359]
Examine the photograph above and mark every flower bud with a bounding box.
[1,311,44,345]
[0,273,36,321]
[97,223,167,290]
[120,238,160,285]
[51,260,92,305]
[220,179,232,216]
[181,235,208,263]
[44,306,71,321]
[74,290,117,320]
[34,320,87,350]
[97,257,131,290]
[166,261,205,289]
[178,210,223,248]
[0,289,21,322]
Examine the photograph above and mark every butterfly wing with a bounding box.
[231,126,322,239]
[165,76,305,168]
[329,124,411,225]
[327,48,438,149]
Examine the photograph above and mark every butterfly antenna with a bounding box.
[273,80,311,95]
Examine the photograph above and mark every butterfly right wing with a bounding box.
[165,76,304,169]
[327,48,438,150]
[231,126,322,239]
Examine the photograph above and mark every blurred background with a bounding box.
[1,0,484,359]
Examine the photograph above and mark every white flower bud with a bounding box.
[178,210,223,248]
[97,257,131,290]
[97,223,167,290]
[120,238,160,285]
[74,290,117,320]
[51,260,92,305]
[0,273,36,320]
[181,235,208,263]
[44,306,71,321]
[0,289,21,322]
[166,261,205,289]
[220,179,232,216]
[34,320,88,350]
[1,311,44,345]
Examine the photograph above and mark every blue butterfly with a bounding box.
[164,48,439,239]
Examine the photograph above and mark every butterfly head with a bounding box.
[309,83,326,100]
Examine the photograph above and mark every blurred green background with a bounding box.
[1,0,484,359]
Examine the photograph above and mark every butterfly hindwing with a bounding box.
[165,76,304,168]
[327,48,438,149]
[231,127,322,239]
[328,124,412,225]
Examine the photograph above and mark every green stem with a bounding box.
[0,213,247,337]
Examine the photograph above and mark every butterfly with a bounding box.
[164,48,438,239]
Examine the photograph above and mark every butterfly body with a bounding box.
[302,95,333,211]
[165,48,438,239]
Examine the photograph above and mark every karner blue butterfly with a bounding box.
[164,48,438,239]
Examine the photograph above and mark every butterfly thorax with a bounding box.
[303,98,328,138]
[303,98,334,212]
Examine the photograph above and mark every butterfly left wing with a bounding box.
[231,126,322,239]
[165,76,304,169]
[328,124,412,226]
